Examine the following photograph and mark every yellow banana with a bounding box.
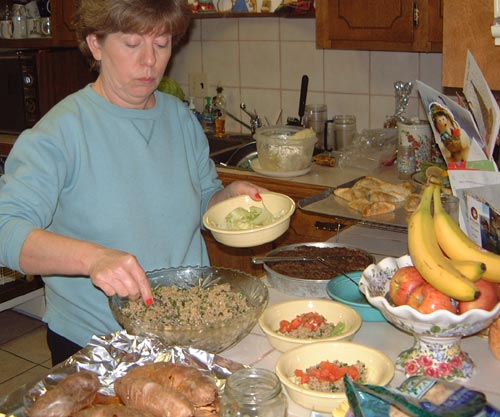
[433,185,500,283]
[408,184,480,301]
[448,259,486,282]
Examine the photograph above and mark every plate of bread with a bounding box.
[299,175,421,230]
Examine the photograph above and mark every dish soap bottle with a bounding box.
[202,96,215,135]
[213,86,226,138]
[188,97,202,124]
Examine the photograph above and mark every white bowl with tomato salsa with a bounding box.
[258,299,362,352]
[275,341,395,413]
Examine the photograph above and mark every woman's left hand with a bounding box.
[208,181,268,208]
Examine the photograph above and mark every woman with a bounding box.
[0,0,265,365]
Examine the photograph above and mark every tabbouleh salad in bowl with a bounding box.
[109,266,269,353]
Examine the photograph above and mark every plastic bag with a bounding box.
[337,129,398,171]
[344,375,500,417]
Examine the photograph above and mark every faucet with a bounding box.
[216,102,262,135]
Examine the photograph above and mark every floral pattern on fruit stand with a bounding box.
[360,255,500,381]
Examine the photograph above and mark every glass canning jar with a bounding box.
[221,368,287,417]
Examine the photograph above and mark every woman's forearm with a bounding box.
[19,229,105,276]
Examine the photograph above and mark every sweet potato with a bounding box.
[125,363,217,406]
[27,371,100,417]
[114,376,194,417]
[75,404,155,417]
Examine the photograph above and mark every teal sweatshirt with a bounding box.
[0,85,223,347]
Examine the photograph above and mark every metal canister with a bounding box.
[324,115,357,151]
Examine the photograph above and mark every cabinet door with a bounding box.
[443,0,500,90]
[50,0,79,45]
[316,0,442,52]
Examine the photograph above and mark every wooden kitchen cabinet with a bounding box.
[50,0,79,46]
[0,0,79,48]
[316,0,442,52]
[442,0,500,91]
[203,169,355,276]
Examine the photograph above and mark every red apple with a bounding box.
[407,283,458,314]
[389,266,426,306]
[459,279,500,313]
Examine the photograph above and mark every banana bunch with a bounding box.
[433,185,500,283]
[408,183,481,301]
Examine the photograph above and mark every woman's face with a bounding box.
[87,31,172,108]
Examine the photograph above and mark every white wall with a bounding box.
[167,17,444,134]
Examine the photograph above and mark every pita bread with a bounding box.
[368,190,405,203]
[405,194,422,212]
[348,198,371,213]
[362,201,396,217]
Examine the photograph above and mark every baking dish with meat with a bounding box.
[109,266,268,353]
[262,242,375,298]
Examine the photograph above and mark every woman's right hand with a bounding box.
[19,229,154,305]
[88,248,153,305]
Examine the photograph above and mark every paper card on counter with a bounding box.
[416,51,500,170]
[461,184,500,254]
[448,170,500,249]
[463,50,500,160]
[417,80,488,166]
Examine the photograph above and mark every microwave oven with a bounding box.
[0,49,96,134]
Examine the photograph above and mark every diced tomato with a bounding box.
[279,320,291,333]
[295,360,361,386]
[347,366,360,381]
[290,318,302,329]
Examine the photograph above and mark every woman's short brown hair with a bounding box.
[74,0,192,71]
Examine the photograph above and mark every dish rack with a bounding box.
[0,267,44,315]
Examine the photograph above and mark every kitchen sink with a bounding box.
[208,134,256,168]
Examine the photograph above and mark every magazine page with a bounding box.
[416,80,488,167]
[463,50,500,160]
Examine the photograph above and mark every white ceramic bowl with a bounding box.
[258,299,362,352]
[203,192,295,247]
[360,255,500,380]
[275,341,395,413]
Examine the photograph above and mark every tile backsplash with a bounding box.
[168,17,443,134]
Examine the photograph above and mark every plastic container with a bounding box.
[254,126,316,172]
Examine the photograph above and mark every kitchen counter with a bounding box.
[222,285,500,416]
[217,162,401,189]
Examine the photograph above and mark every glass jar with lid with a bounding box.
[221,368,287,417]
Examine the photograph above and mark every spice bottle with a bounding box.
[221,368,287,417]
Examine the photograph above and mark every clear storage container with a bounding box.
[254,126,316,172]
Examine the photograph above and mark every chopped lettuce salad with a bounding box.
[224,206,276,230]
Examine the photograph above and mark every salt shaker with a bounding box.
[221,368,287,417]
[397,145,416,179]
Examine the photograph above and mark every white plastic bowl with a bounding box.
[203,192,295,247]
[258,299,362,352]
[275,341,395,413]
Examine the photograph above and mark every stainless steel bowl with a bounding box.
[263,242,375,298]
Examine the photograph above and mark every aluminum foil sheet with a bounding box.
[0,330,245,417]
